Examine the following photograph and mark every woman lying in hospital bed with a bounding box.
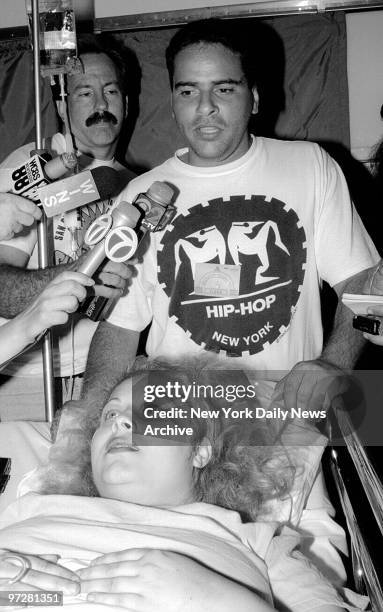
[0,363,368,611]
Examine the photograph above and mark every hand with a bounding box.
[0,552,80,595]
[0,193,42,240]
[93,258,138,299]
[73,253,137,300]
[19,271,95,341]
[273,358,350,414]
[78,548,271,612]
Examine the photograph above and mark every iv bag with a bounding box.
[25,0,81,76]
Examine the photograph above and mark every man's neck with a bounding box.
[78,144,116,162]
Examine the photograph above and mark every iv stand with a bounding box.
[31,0,56,423]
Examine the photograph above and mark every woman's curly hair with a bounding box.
[38,355,295,521]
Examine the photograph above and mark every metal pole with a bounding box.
[31,0,56,423]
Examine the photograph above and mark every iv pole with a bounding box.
[31,0,56,423]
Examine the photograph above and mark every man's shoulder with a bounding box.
[259,136,321,156]
[120,159,173,197]
[257,136,327,171]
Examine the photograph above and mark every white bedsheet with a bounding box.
[0,494,273,610]
[0,494,368,612]
[0,418,349,588]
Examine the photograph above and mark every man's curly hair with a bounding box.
[38,356,295,522]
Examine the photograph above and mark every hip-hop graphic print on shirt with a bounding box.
[158,195,307,356]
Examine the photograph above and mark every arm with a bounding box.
[275,270,368,412]
[321,272,367,367]
[0,271,94,368]
[356,260,383,346]
[0,245,62,317]
[0,244,135,318]
[78,549,345,612]
[78,549,276,612]
[81,321,140,402]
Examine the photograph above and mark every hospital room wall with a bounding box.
[346,11,383,163]
[1,1,383,161]
[97,2,383,162]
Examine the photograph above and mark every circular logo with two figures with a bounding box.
[158,195,306,356]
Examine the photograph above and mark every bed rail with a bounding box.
[326,402,383,610]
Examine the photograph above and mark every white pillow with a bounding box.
[0,421,51,513]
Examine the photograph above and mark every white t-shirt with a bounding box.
[0,133,133,377]
[107,136,379,374]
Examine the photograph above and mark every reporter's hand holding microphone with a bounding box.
[0,272,95,368]
[74,181,176,320]
[0,180,175,367]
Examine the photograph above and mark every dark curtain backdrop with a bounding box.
[0,39,58,161]
[0,12,349,168]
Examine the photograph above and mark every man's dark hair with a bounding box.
[165,18,257,90]
[76,33,135,97]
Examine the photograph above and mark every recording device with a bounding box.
[9,152,77,201]
[38,166,122,218]
[342,292,383,335]
[352,315,383,336]
[79,181,176,321]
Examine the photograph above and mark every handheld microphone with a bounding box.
[38,166,122,218]
[77,202,140,277]
[79,181,176,321]
[8,153,77,201]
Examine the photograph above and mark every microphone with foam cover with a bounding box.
[2,152,78,201]
[38,166,123,218]
[79,181,176,321]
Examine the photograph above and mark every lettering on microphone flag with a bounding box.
[39,172,100,217]
[11,155,49,201]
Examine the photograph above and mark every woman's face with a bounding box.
[91,378,199,507]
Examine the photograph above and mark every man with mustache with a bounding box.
[0,34,136,419]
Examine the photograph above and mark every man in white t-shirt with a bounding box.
[0,35,136,420]
[82,20,379,412]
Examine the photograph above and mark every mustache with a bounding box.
[86,111,118,127]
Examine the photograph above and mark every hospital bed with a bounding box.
[0,3,382,609]
[325,403,383,610]
[0,395,380,610]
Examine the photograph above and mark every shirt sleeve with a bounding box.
[106,235,156,333]
[314,147,379,287]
